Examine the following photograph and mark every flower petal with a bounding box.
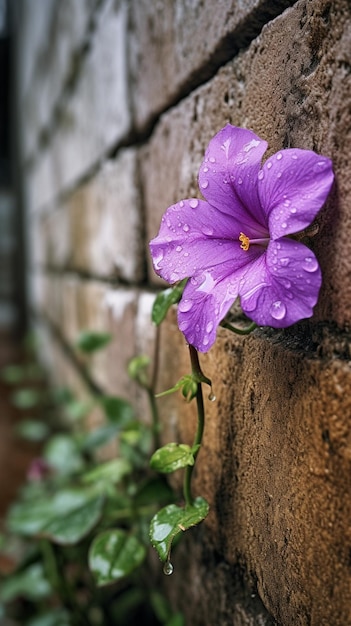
[149,199,243,283]
[177,251,262,352]
[258,149,334,239]
[239,238,322,327]
[198,124,268,234]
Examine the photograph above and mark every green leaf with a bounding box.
[152,280,187,326]
[0,563,51,602]
[89,529,146,586]
[7,489,104,545]
[149,497,209,563]
[150,443,200,473]
[16,419,50,442]
[11,388,42,409]
[101,396,135,425]
[1,364,26,384]
[82,458,132,486]
[27,610,71,626]
[75,330,112,353]
[79,424,120,452]
[43,434,84,475]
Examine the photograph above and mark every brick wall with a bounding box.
[14,0,351,624]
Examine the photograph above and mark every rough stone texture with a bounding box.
[130,0,296,131]
[155,309,351,626]
[23,0,131,213]
[143,0,351,328]
[17,0,99,160]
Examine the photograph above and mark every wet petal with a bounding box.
[149,198,243,283]
[178,252,262,352]
[258,149,334,239]
[239,238,322,327]
[198,124,268,234]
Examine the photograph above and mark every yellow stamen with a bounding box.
[239,232,250,251]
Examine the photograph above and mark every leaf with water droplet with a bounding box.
[150,443,200,474]
[152,279,188,325]
[149,497,209,563]
[89,529,146,586]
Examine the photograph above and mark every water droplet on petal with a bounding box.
[189,199,198,209]
[208,391,216,402]
[283,279,291,288]
[179,200,184,207]
[280,257,290,267]
[183,252,189,257]
[270,300,286,320]
[258,171,264,180]
[163,561,174,576]
[201,180,209,189]
[267,161,273,169]
[291,154,298,160]
[178,299,193,312]
[209,156,216,163]
[183,224,190,232]
[290,207,297,214]
[176,245,182,252]
[166,218,171,228]
[203,336,209,346]
[238,177,243,185]
[283,200,291,207]
[206,321,214,333]
[276,153,283,160]
[281,221,287,229]
[202,226,214,236]
[277,172,282,179]
[303,257,319,272]
[203,166,209,173]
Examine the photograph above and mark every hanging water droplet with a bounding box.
[208,391,216,402]
[163,560,174,576]
[270,300,286,320]
[189,199,198,209]
[302,257,318,272]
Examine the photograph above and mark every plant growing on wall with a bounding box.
[148,124,334,569]
[0,126,334,625]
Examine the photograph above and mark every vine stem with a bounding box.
[183,345,206,507]
[220,320,257,335]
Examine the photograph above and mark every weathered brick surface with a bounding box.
[24,0,131,212]
[155,309,351,626]
[143,0,351,328]
[18,0,98,160]
[130,0,296,131]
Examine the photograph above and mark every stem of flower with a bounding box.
[183,345,206,507]
[220,320,257,335]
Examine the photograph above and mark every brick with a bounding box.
[67,150,143,282]
[155,308,351,625]
[24,0,131,211]
[130,0,296,130]
[142,0,351,327]
[18,0,98,160]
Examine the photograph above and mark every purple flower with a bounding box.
[149,125,334,352]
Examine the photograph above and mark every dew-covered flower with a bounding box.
[149,125,334,352]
